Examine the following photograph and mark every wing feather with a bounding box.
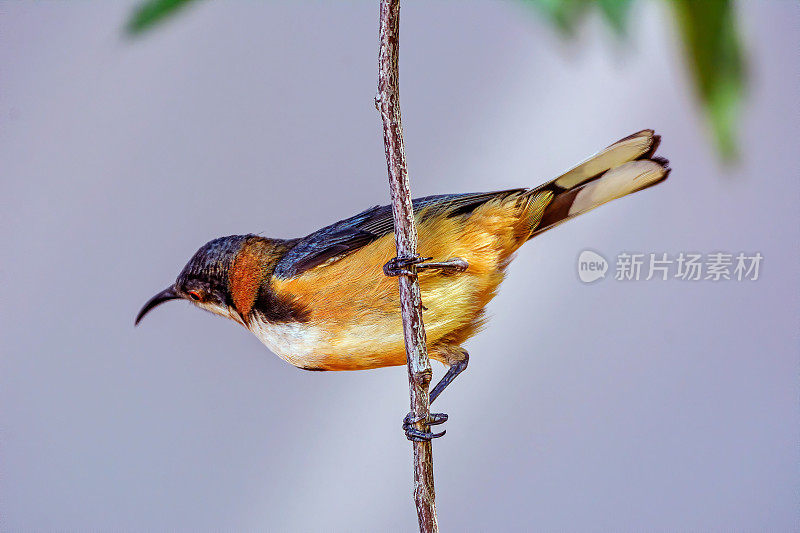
[273,189,524,279]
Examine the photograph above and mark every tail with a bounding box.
[528,129,669,239]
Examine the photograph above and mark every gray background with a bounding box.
[2,1,798,530]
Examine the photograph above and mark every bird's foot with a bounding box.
[384,255,430,277]
[384,255,468,277]
[416,257,469,275]
[403,411,448,442]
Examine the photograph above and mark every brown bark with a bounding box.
[376,0,439,531]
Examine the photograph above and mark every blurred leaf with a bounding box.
[525,0,745,160]
[524,0,631,35]
[523,0,592,34]
[671,0,745,160]
[596,0,632,35]
[126,0,203,36]
[124,0,746,161]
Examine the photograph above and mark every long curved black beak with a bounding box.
[135,286,181,326]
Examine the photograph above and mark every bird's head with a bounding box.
[135,235,254,327]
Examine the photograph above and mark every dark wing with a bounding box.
[273,189,525,279]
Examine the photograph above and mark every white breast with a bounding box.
[247,316,327,369]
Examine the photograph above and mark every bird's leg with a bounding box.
[384,253,468,440]
[384,255,469,277]
[401,349,469,441]
[430,348,469,404]
[416,257,469,274]
[403,412,448,442]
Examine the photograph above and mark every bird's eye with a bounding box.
[187,291,201,301]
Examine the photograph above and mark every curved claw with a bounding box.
[405,427,446,442]
[384,256,432,277]
[403,412,448,427]
[402,411,449,441]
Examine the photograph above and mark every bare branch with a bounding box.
[376,0,439,531]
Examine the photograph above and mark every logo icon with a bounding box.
[578,250,608,283]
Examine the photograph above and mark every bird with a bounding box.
[136,129,669,440]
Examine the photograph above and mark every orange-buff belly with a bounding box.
[264,192,550,370]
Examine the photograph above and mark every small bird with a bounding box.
[137,130,669,440]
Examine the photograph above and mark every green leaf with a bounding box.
[671,0,746,160]
[523,0,631,35]
[526,0,745,160]
[596,0,633,35]
[126,0,203,36]
[522,0,592,35]
[124,0,746,162]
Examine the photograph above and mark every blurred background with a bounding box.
[1,1,797,530]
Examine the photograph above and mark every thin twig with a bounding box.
[376,0,439,531]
